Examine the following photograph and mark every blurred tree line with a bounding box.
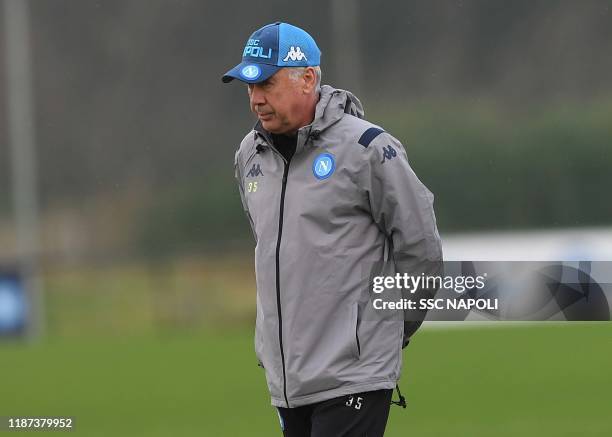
[0,0,611,261]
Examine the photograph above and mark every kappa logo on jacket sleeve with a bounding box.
[380,145,397,164]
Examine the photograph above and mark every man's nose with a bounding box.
[249,85,266,106]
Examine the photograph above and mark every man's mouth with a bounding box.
[258,112,274,120]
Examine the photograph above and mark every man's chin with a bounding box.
[261,121,282,134]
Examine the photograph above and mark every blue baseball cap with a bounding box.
[222,22,321,84]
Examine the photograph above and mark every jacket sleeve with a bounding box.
[234,149,257,243]
[358,132,443,346]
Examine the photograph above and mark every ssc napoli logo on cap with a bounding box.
[240,64,261,80]
[312,153,335,180]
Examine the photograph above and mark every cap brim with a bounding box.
[221,62,280,84]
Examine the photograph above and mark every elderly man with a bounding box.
[223,22,442,437]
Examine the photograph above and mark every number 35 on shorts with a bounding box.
[346,396,363,410]
[247,181,258,193]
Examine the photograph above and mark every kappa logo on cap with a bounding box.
[240,64,261,80]
[283,46,308,62]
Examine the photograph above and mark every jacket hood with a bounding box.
[310,85,365,133]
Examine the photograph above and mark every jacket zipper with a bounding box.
[275,155,291,408]
[257,126,296,408]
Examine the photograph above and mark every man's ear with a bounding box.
[302,67,317,94]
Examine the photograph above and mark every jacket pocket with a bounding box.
[255,329,265,369]
[255,292,265,368]
[352,303,361,360]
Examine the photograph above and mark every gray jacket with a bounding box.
[234,85,442,408]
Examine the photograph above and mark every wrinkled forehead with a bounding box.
[247,68,294,87]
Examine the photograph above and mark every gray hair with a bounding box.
[287,66,322,93]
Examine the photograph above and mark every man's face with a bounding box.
[247,68,310,135]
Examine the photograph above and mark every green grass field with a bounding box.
[1,323,611,436]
